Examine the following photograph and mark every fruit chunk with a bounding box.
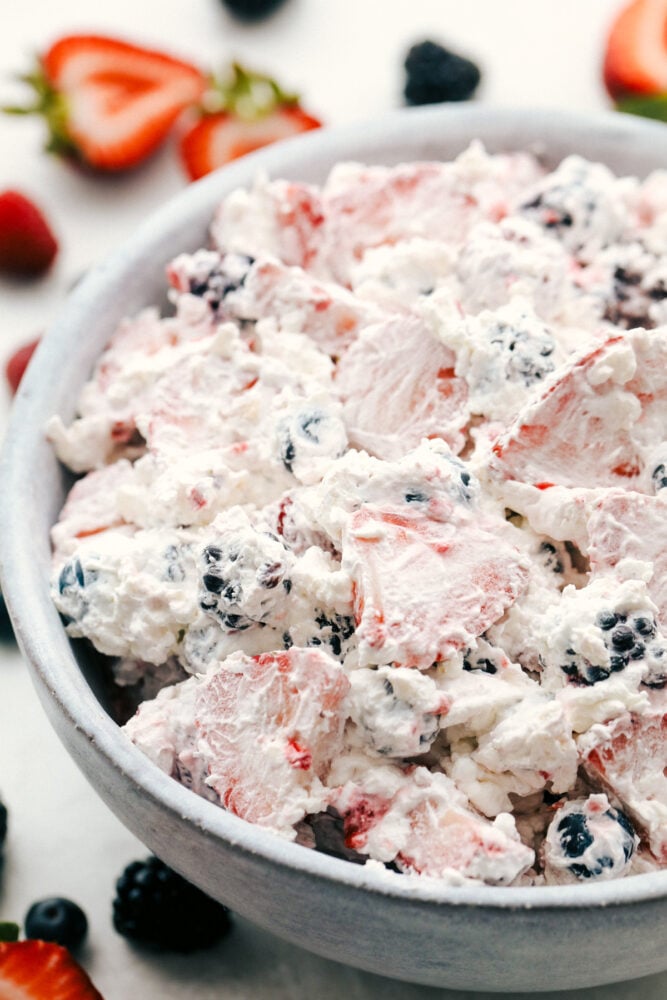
[0,940,103,999]
[0,192,57,277]
[344,503,528,668]
[5,35,206,171]
[113,856,231,952]
[580,695,667,861]
[336,315,469,460]
[180,63,321,181]
[491,329,667,490]
[195,647,349,833]
[586,490,667,631]
[603,0,667,106]
[404,39,481,105]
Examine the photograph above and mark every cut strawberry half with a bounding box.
[0,940,104,999]
[179,62,321,180]
[603,0,667,118]
[5,35,207,171]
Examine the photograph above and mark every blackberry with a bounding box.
[561,608,661,685]
[404,40,481,105]
[24,897,88,951]
[112,856,231,952]
[220,0,289,21]
[185,251,254,313]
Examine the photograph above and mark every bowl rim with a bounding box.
[3,102,667,913]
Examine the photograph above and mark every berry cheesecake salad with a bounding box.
[48,142,667,888]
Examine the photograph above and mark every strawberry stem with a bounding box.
[2,62,77,158]
[202,61,299,121]
[615,93,667,123]
[0,923,20,943]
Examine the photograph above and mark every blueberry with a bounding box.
[633,616,656,637]
[281,435,296,473]
[596,610,618,631]
[24,897,88,951]
[610,625,635,651]
[405,491,429,503]
[219,0,288,21]
[558,811,593,859]
[463,653,498,674]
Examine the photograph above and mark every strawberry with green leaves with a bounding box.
[603,0,667,121]
[180,62,322,181]
[5,35,207,172]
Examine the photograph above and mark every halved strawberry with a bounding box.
[603,0,667,119]
[180,63,321,180]
[5,35,207,171]
[0,940,104,999]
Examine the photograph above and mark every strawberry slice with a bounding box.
[490,329,667,491]
[0,192,57,277]
[0,940,104,999]
[179,62,321,180]
[603,0,667,119]
[344,503,528,668]
[5,35,206,171]
[195,648,349,834]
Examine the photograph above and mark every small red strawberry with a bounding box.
[0,192,57,277]
[603,0,667,120]
[179,62,321,181]
[0,940,104,999]
[5,337,40,394]
[4,35,207,172]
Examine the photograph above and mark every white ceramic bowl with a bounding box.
[2,105,667,993]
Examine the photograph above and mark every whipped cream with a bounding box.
[49,143,667,886]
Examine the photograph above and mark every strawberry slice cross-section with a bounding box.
[0,940,104,1000]
[7,35,206,171]
[344,503,528,669]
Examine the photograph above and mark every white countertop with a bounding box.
[2,1,667,996]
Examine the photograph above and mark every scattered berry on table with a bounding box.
[404,40,481,106]
[0,940,103,999]
[180,62,321,180]
[0,192,57,277]
[220,0,290,20]
[4,338,40,395]
[4,35,206,172]
[25,898,88,951]
[112,856,231,952]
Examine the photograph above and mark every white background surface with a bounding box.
[2,1,667,997]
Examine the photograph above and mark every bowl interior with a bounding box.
[3,103,667,918]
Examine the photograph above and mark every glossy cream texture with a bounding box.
[49,143,667,885]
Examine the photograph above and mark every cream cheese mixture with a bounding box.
[49,142,667,886]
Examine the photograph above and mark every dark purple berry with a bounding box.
[404,40,481,106]
[610,625,636,651]
[220,0,288,21]
[24,897,88,951]
[596,609,618,631]
[113,856,231,952]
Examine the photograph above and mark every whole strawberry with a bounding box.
[4,35,207,172]
[0,192,57,277]
[180,62,321,181]
[604,0,667,120]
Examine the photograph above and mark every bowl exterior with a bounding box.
[3,105,667,992]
